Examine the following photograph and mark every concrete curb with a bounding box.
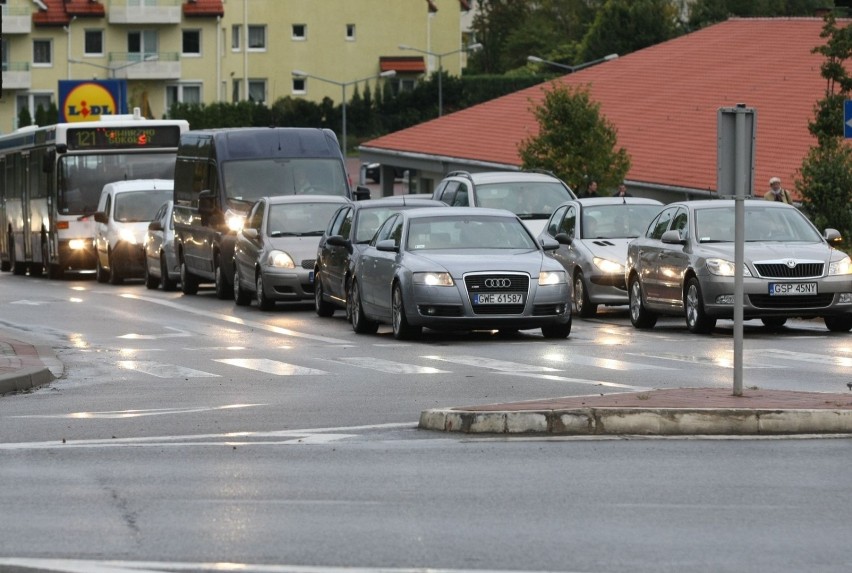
[0,332,60,396]
[419,407,852,435]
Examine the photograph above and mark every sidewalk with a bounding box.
[0,330,60,395]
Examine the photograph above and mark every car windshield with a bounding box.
[355,205,427,244]
[581,204,663,239]
[406,215,537,250]
[473,181,573,218]
[267,202,343,237]
[695,205,823,243]
[113,189,172,222]
[222,158,347,207]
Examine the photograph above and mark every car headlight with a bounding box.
[68,239,88,250]
[413,272,454,286]
[226,210,246,232]
[593,257,624,274]
[829,256,852,275]
[539,270,567,285]
[119,228,137,244]
[268,250,295,269]
[706,258,752,277]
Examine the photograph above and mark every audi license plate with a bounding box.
[473,293,524,305]
[769,282,817,296]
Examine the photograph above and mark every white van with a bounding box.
[94,179,174,285]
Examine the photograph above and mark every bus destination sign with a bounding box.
[67,126,182,150]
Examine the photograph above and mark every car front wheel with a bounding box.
[628,276,657,329]
[314,274,335,317]
[255,272,275,311]
[573,271,597,318]
[233,267,251,306]
[350,280,379,334]
[824,314,852,332]
[541,317,572,339]
[180,260,199,295]
[392,284,420,340]
[684,278,716,334]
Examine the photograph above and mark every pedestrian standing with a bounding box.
[613,183,632,198]
[764,177,792,204]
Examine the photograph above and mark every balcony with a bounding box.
[109,53,181,80]
[2,5,32,34]
[1,63,32,90]
[108,0,182,24]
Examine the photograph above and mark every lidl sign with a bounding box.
[59,80,128,122]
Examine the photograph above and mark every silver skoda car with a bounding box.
[538,197,663,317]
[349,207,572,340]
[625,200,852,333]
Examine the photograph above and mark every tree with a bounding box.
[797,13,852,248]
[17,107,32,129]
[688,0,836,30]
[580,0,681,62]
[518,83,631,191]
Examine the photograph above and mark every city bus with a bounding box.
[0,110,188,279]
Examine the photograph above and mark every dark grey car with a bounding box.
[313,196,446,318]
[625,200,852,333]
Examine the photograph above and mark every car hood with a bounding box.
[268,236,324,260]
[410,249,551,277]
[579,237,633,263]
[697,241,834,262]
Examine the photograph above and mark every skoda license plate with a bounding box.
[474,293,524,305]
[309,271,315,283]
[769,282,817,296]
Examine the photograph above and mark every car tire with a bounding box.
[824,315,852,332]
[628,276,657,329]
[180,260,199,295]
[108,251,123,285]
[541,316,572,338]
[144,258,159,289]
[573,271,597,318]
[761,317,787,330]
[214,257,233,300]
[233,267,251,306]
[161,254,178,291]
[255,271,275,311]
[350,280,379,334]
[314,274,335,317]
[684,278,715,334]
[392,283,421,340]
[96,256,109,283]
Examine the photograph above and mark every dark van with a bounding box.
[173,127,369,297]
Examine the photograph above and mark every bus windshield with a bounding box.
[58,153,177,215]
[222,158,347,205]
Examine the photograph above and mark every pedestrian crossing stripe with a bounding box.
[117,360,220,378]
[327,357,450,374]
[215,358,328,375]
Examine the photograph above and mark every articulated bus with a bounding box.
[0,111,188,278]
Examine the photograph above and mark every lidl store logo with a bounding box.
[62,82,118,122]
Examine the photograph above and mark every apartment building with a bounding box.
[0,0,468,132]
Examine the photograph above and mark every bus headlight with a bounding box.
[226,211,246,232]
[68,239,88,250]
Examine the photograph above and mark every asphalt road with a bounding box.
[1,271,851,573]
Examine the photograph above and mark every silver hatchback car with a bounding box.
[625,200,852,333]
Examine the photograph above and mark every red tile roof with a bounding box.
[381,56,427,74]
[64,0,105,17]
[33,0,104,26]
[183,0,224,18]
[363,18,844,198]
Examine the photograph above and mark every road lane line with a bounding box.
[117,360,220,378]
[422,355,559,372]
[498,371,650,391]
[326,357,450,374]
[216,358,327,375]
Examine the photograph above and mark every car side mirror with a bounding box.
[554,232,572,245]
[540,236,560,251]
[354,186,371,201]
[825,228,842,243]
[241,228,259,241]
[326,235,353,253]
[376,239,398,252]
[93,211,108,224]
[148,220,163,232]
[661,230,686,244]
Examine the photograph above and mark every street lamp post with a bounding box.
[291,69,396,160]
[527,53,618,74]
[398,42,482,117]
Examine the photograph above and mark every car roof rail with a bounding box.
[445,170,475,182]
[523,168,559,178]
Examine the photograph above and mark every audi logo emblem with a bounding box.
[485,278,511,288]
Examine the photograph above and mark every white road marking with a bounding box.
[498,371,650,391]
[422,355,559,372]
[328,357,450,374]
[117,360,219,378]
[118,326,193,340]
[542,355,673,371]
[120,293,350,344]
[9,299,48,305]
[8,404,262,420]
[216,358,327,375]
[760,348,852,367]
[626,352,781,369]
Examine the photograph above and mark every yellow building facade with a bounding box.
[0,0,467,133]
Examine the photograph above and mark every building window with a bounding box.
[16,93,53,126]
[128,30,158,60]
[248,80,266,103]
[292,77,306,93]
[84,30,103,56]
[232,79,241,103]
[33,39,52,66]
[167,83,202,110]
[248,25,266,50]
[182,30,201,56]
[292,24,306,40]
[346,24,355,41]
[231,24,240,51]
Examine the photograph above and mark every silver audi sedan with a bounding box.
[625,200,852,333]
[538,197,663,317]
[349,207,572,340]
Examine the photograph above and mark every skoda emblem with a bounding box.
[484,278,511,288]
[785,260,797,268]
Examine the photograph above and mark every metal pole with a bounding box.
[438,54,443,117]
[341,83,347,160]
[733,108,746,396]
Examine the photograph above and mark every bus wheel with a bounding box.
[43,242,63,280]
[10,240,26,276]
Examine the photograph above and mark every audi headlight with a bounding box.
[268,250,295,269]
[830,256,852,275]
[593,257,623,274]
[413,272,454,286]
[706,258,752,277]
[539,270,567,285]
[226,210,246,233]
[119,228,137,244]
